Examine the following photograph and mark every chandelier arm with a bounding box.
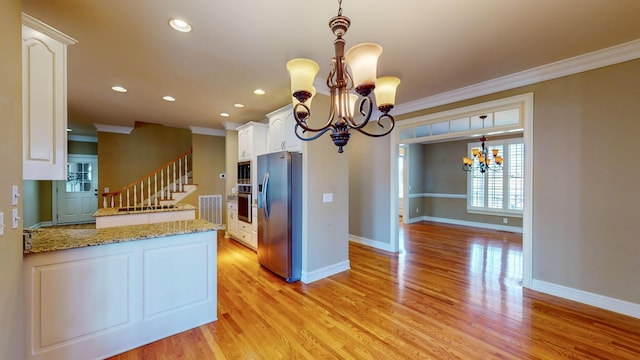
[345,96,374,129]
[294,123,334,142]
[292,97,337,134]
[350,113,396,137]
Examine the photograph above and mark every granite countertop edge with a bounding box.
[24,219,221,255]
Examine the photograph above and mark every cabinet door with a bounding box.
[284,111,302,152]
[269,115,286,152]
[22,25,68,180]
[238,127,255,161]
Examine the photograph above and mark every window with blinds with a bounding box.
[467,138,524,216]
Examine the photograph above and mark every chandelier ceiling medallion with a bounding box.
[286,0,401,153]
[462,116,503,173]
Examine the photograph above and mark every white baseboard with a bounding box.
[301,260,350,284]
[28,221,53,229]
[349,234,395,252]
[532,279,640,319]
[405,215,523,233]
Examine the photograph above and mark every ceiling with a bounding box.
[21,0,640,136]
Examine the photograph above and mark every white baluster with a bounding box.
[166,166,170,201]
[134,185,137,209]
[179,158,183,192]
[147,177,151,207]
[154,173,158,206]
[141,181,144,207]
[173,163,176,193]
[127,188,130,209]
[184,154,188,185]
[103,197,107,208]
[110,196,114,208]
[119,193,122,208]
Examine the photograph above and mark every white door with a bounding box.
[55,154,98,224]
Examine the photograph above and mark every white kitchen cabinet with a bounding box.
[226,201,238,239]
[268,104,302,153]
[22,14,77,180]
[237,122,268,161]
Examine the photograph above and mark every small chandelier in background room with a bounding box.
[286,0,401,153]
[462,117,503,173]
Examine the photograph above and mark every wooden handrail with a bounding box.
[102,149,193,197]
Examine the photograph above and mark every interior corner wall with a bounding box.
[0,0,25,358]
[398,58,640,304]
[183,134,226,219]
[348,132,392,245]
[406,143,424,221]
[97,123,192,200]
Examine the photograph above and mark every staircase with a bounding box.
[101,149,195,210]
[96,149,197,228]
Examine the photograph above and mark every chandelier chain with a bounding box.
[338,0,343,16]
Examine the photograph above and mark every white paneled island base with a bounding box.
[23,230,217,360]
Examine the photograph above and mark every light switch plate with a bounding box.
[12,208,19,229]
[12,185,19,206]
[0,212,4,236]
[322,193,333,203]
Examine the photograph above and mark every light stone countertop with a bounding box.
[24,219,220,254]
[93,204,196,217]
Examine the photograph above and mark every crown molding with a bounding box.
[94,123,134,134]
[189,126,226,137]
[394,38,640,116]
[223,121,243,130]
[68,134,98,143]
[22,13,78,45]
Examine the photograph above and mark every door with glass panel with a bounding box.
[55,154,98,224]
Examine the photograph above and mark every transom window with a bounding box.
[467,138,524,216]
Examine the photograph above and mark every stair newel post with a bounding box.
[127,188,130,209]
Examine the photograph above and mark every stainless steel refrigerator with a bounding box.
[257,151,302,283]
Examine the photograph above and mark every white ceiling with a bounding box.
[21,0,640,136]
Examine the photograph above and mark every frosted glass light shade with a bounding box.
[345,43,382,89]
[286,58,320,96]
[374,76,401,107]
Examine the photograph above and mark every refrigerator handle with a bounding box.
[262,171,270,219]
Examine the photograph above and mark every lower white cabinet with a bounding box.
[227,201,256,250]
[23,231,217,360]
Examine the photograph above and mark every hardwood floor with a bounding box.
[109,222,640,359]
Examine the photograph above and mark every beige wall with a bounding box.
[224,129,238,224]
[398,59,640,304]
[0,0,25,357]
[69,140,98,155]
[348,129,392,244]
[97,122,192,197]
[183,134,227,218]
[302,94,349,276]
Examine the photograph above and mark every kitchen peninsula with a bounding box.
[23,219,218,360]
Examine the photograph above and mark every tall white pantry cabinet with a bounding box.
[22,14,77,180]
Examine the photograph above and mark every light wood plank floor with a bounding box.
[110,221,640,359]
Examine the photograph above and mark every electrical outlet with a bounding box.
[415,208,420,214]
[503,217,508,224]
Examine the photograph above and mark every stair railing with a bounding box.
[102,149,192,209]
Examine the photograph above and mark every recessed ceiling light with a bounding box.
[169,18,192,33]
[234,103,245,108]
[112,86,127,93]
[163,96,176,102]
[253,89,266,95]
[220,112,230,117]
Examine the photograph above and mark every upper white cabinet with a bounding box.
[237,122,268,161]
[22,14,77,180]
[267,105,301,153]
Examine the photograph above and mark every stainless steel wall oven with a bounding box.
[237,161,252,223]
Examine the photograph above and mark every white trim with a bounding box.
[522,93,534,289]
[189,126,226,137]
[27,221,53,229]
[532,280,640,319]
[223,121,242,130]
[409,193,466,199]
[22,13,78,45]
[94,123,134,134]
[394,39,640,116]
[349,235,395,252]
[409,215,523,233]
[301,260,350,284]
[68,134,97,143]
